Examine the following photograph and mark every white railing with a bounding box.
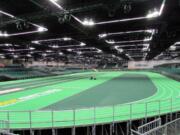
[0,97,179,130]
[138,118,161,134]
[131,118,180,135]
[0,120,9,131]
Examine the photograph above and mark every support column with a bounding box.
[145,102,148,123]
[52,110,56,135]
[87,127,90,135]
[110,124,112,135]
[30,130,34,135]
[101,125,104,135]
[92,107,96,135]
[170,98,173,121]
[29,111,34,135]
[72,110,76,135]
[39,130,41,135]
[92,125,96,135]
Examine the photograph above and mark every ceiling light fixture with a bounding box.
[0,10,15,18]
[146,10,159,18]
[96,0,165,25]
[174,42,180,45]
[97,49,103,53]
[113,44,149,48]
[63,37,72,41]
[26,54,32,57]
[59,52,63,55]
[49,0,64,10]
[42,53,47,57]
[0,55,5,59]
[114,46,124,53]
[51,45,59,48]
[0,27,47,37]
[99,29,155,38]
[99,33,108,38]
[13,55,18,58]
[80,42,86,46]
[105,29,155,44]
[77,51,82,55]
[32,37,73,43]
[38,27,46,32]
[67,49,73,52]
[106,40,115,44]
[0,31,8,37]
[0,10,48,37]
[49,0,165,26]
[29,47,35,50]
[82,18,95,26]
[106,39,147,44]
[49,0,97,27]
[32,41,40,44]
[169,46,176,51]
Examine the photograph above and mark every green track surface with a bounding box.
[43,74,157,110]
[0,71,179,129]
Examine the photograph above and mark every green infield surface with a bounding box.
[0,71,180,129]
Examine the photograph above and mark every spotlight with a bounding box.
[42,53,47,57]
[106,40,115,44]
[51,45,59,48]
[99,33,107,38]
[38,27,45,32]
[0,55,5,59]
[82,18,95,26]
[23,21,30,29]
[13,55,18,58]
[59,52,63,55]
[123,3,132,14]
[32,41,40,44]
[80,42,86,46]
[169,46,176,51]
[97,49,102,53]
[58,16,65,24]
[63,37,71,41]
[77,51,82,55]
[67,49,73,52]
[58,14,71,24]
[108,10,116,17]
[64,14,71,22]
[146,9,159,18]
[16,22,23,30]
[26,54,32,57]
[0,32,8,37]
[29,47,35,50]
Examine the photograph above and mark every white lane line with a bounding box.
[0,89,63,107]
[0,88,24,95]
[19,89,62,101]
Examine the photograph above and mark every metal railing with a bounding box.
[0,120,9,130]
[131,118,180,135]
[138,118,161,134]
[0,120,16,135]
[0,97,180,130]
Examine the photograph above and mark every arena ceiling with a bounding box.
[0,0,179,63]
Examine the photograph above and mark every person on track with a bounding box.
[90,68,98,80]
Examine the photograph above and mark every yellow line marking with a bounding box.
[0,99,18,106]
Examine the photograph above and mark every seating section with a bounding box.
[155,67,180,76]
[0,68,50,79]
[154,67,180,81]
[162,68,180,75]
[0,67,88,81]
